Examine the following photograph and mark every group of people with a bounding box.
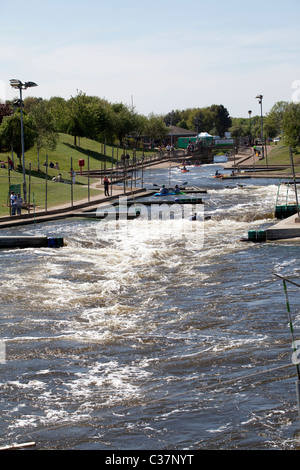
[51,166,76,184]
[10,191,23,216]
[52,173,63,182]
[44,161,60,169]
[0,157,14,170]
[159,184,181,195]
[120,154,131,164]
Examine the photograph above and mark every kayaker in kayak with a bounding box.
[159,184,169,195]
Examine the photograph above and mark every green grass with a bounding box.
[1,133,147,173]
[0,169,102,216]
[0,133,153,216]
[255,144,300,173]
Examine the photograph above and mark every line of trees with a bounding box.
[0,91,171,165]
[165,101,300,150]
[228,101,300,150]
[164,104,232,137]
[1,89,300,166]
[0,92,234,167]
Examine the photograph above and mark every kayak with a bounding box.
[154,191,175,196]
[154,191,185,196]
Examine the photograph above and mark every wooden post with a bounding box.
[28,163,31,214]
[71,157,73,207]
[88,155,90,202]
[45,154,48,211]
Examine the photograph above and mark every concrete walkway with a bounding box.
[223,146,297,179]
[223,147,275,169]
[0,185,154,229]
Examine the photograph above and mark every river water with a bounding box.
[1,162,300,451]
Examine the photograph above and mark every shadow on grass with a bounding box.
[12,166,87,186]
[62,142,118,164]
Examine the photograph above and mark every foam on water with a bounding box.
[1,166,300,449]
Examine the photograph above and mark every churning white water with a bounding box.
[0,163,300,450]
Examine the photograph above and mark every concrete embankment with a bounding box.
[0,187,152,229]
[245,213,300,243]
[223,146,296,179]
[266,213,300,240]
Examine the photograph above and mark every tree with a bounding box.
[229,123,247,138]
[208,104,232,137]
[145,114,168,144]
[265,101,288,139]
[129,114,148,147]
[95,102,114,144]
[0,111,35,164]
[66,91,98,146]
[163,109,184,126]
[47,96,69,133]
[186,108,204,131]
[0,102,13,125]
[29,100,59,170]
[111,103,139,145]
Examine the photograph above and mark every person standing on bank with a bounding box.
[10,191,17,215]
[103,176,110,196]
[16,193,23,215]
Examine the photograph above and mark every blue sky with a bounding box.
[1,0,299,118]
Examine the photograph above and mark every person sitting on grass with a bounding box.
[52,173,63,182]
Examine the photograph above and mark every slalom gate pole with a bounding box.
[290,147,300,217]
[274,273,300,422]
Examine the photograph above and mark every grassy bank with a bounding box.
[0,133,153,216]
[255,144,300,173]
[0,169,102,216]
[0,133,150,174]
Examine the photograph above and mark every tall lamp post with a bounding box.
[248,110,254,168]
[255,94,268,169]
[248,110,252,143]
[9,79,38,204]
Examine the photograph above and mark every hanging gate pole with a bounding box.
[274,273,300,422]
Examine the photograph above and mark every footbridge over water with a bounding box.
[185,142,238,164]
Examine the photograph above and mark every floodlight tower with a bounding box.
[255,94,268,169]
[9,79,38,204]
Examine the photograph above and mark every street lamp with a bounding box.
[255,94,268,168]
[248,110,252,141]
[9,79,38,204]
[248,110,254,168]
